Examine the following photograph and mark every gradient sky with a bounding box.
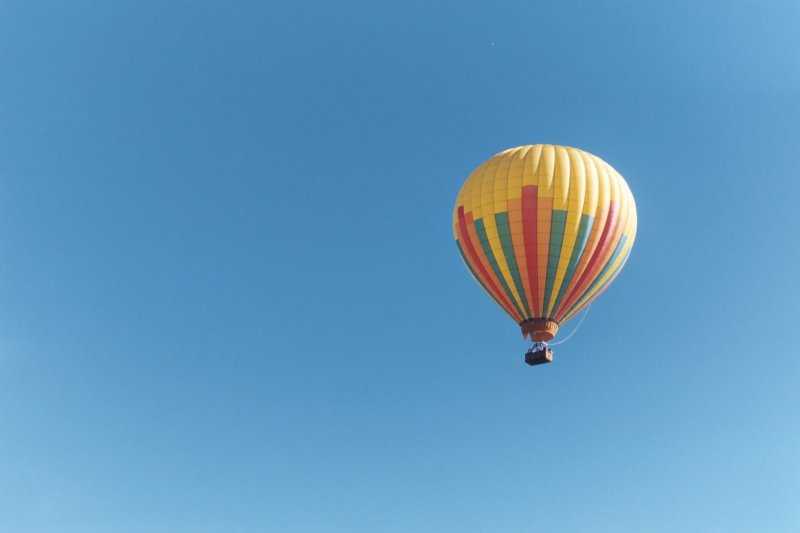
[1,1,798,532]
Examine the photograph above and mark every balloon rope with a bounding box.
[548,306,591,346]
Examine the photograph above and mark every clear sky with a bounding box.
[1,1,798,532]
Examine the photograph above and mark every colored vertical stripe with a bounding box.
[495,212,531,316]
[542,209,567,317]
[566,235,628,316]
[521,186,540,316]
[551,214,593,317]
[558,202,618,316]
[456,240,510,315]
[535,196,553,314]
[562,245,632,323]
[475,219,526,319]
[554,197,608,317]
[562,236,630,321]
[456,207,520,321]
[464,210,519,318]
[507,197,534,318]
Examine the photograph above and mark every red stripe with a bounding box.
[562,252,628,321]
[521,186,540,316]
[559,207,629,320]
[464,211,524,322]
[457,206,519,320]
[557,203,618,317]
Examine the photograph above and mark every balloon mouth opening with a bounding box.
[520,318,559,342]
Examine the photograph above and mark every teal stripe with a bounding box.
[551,214,593,316]
[456,240,506,311]
[474,219,525,319]
[542,210,567,316]
[564,235,629,318]
[494,213,531,317]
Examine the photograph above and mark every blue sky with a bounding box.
[0,1,798,532]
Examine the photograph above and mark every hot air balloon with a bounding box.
[453,145,637,366]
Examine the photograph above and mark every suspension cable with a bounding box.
[548,306,591,346]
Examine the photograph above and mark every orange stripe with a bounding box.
[456,208,519,320]
[556,202,622,320]
[507,197,533,319]
[535,196,552,316]
[553,198,609,319]
[459,207,521,321]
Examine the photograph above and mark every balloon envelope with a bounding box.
[453,145,637,341]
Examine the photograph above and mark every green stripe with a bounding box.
[542,209,567,316]
[474,219,525,319]
[551,214,593,316]
[564,235,628,318]
[456,239,506,311]
[494,213,531,317]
